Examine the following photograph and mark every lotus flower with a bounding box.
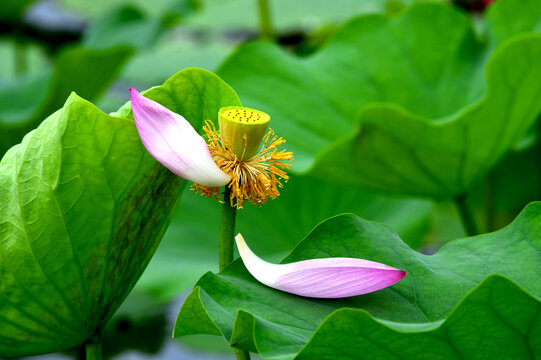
[130,88,292,207]
[130,88,231,187]
[235,234,406,298]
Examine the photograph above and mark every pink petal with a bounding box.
[235,234,406,298]
[130,88,231,187]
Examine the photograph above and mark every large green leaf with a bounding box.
[136,174,432,302]
[0,93,182,357]
[0,68,239,357]
[174,202,541,359]
[296,275,541,360]
[0,46,132,156]
[217,1,541,197]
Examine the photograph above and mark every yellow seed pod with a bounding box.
[218,106,270,160]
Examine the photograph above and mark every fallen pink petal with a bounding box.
[235,234,407,298]
[130,88,231,187]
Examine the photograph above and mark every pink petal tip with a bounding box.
[129,88,230,187]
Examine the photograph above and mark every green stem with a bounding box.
[219,187,250,360]
[485,171,496,232]
[219,186,237,271]
[84,339,102,360]
[257,0,274,39]
[455,193,480,236]
[14,41,28,77]
[235,348,251,360]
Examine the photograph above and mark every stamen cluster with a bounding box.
[193,120,293,208]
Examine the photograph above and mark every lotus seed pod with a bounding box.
[218,106,270,160]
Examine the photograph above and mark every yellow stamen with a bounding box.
[192,120,293,208]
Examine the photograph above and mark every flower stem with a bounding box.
[84,338,102,360]
[219,186,250,360]
[485,172,496,232]
[219,186,237,271]
[257,0,274,39]
[235,348,251,360]
[14,41,28,77]
[455,193,480,236]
